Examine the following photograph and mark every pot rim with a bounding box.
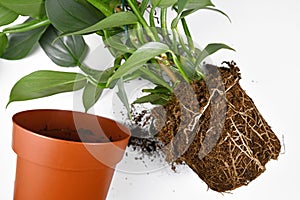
[12,109,131,146]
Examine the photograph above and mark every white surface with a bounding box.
[1,0,299,199]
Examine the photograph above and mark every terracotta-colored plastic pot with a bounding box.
[12,109,130,200]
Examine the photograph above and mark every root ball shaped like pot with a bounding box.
[153,63,281,192]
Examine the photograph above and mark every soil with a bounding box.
[38,127,113,143]
[129,62,281,192]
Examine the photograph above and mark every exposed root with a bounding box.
[153,62,281,192]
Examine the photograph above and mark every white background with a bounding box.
[1,0,300,199]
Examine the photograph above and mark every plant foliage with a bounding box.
[2,0,234,113]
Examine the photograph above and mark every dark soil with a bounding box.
[130,62,281,192]
[38,127,113,143]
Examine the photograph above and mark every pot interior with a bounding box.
[13,109,130,143]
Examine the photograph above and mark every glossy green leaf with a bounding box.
[107,42,170,85]
[39,26,88,67]
[139,67,173,91]
[181,6,230,22]
[62,12,138,36]
[151,0,177,8]
[7,70,87,106]
[75,0,107,18]
[196,43,235,65]
[1,19,48,60]
[133,93,170,105]
[45,0,104,33]
[174,0,215,27]
[0,0,45,18]
[203,7,231,22]
[86,0,113,17]
[0,5,18,26]
[142,85,171,94]
[83,82,103,112]
[0,33,8,56]
[116,79,131,118]
[185,0,214,10]
[177,0,190,14]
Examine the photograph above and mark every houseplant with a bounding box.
[1,0,281,193]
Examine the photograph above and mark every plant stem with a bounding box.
[153,56,178,83]
[175,27,193,58]
[3,19,50,34]
[127,0,157,41]
[139,0,149,15]
[171,28,178,54]
[127,0,148,28]
[169,51,190,82]
[149,6,160,41]
[136,22,147,44]
[161,7,171,44]
[181,18,195,53]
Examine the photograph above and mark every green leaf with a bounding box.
[116,79,131,118]
[139,67,173,91]
[0,0,45,18]
[1,18,48,60]
[45,0,104,33]
[151,0,177,8]
[203,7,231,22]
[7,70,87,106]
[184,0,214,10]
[174,0,211,28]
[177,0,190,14]
[39,26,88,67]
[174,0,215,26]
[0,5,18,26]
[82,82,103,112]
[0,33,8,57]
[61,12,138,36]
[196,43,235,65]
[133,93,170,105]
[86,0,113,17]
[75,0,107,18]
[107,42,170,85]
[142,85,171,94]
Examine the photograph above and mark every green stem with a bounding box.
[149,6,160,41]
[87,76,107,89]
[181,18,195,53]
[127,0,148,28]
[139,0,149,15]
[78,63,103,78]
[161,8,168,37]
[127,0,157,41]
[169,51,190,83]
[175,27,193,58]
[153,56,178,84]
[136,22,147,44]
[171,28,178,54]
[149,6,156,27]
[3,18,50,34]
